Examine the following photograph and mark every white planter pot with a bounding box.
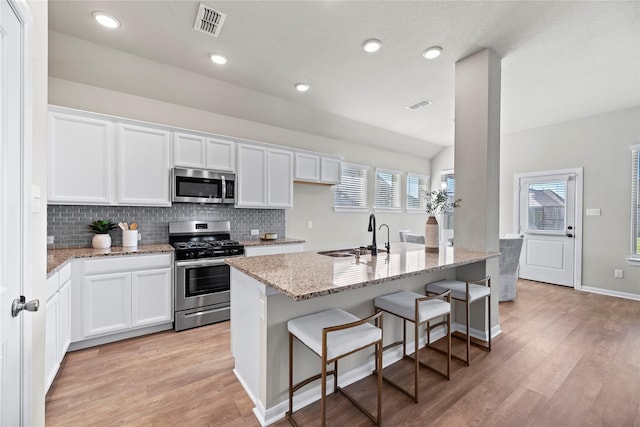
[92,233,112,249]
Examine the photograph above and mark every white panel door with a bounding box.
[1,0,32,423]
[174,132,206,168]
[236,144,267,207]
[83,272,132,337]
[48,112,113,204]
[57,279,71,359]
[116,124,171,206]
[131,268,172,327]
[206,137,235,171]
[44,292,59,392]
[516,170,582,287]
[267,149,293,208]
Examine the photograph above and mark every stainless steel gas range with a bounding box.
[169,220,244,331]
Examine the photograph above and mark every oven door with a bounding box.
[175,258,231,311]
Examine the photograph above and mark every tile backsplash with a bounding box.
[47,204,285,249]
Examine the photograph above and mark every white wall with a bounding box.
[27,0,48,424]
[501,107,640,296]
[432,107,640,296]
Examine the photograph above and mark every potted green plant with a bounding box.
[421,189,461,252]
[87,219,116,249]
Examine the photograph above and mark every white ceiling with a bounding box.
[48,1,640,155]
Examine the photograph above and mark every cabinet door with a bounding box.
[206,137,235,171]
[236,144,268,207]
[45,293,59,392]
[131,268,173,327]
[174,132,206,168]
[83,272,131,337]
[57,280,71,359]
[116,124,171,206]
[268,149,293,208]
[320,157,342,184]
[294,152,320,182]
[48,112,112,204]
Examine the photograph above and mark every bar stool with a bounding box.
[287,308,383,427]
[373,290,451,403]
[426,276,491,366]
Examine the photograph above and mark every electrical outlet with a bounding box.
[614,269,624,278]
[137,233,142,241]
[251,229,259,236]
[307,221,313,229]
[47,236,54,244]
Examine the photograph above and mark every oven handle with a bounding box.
[175,255,242,268]
[184,305,229,318]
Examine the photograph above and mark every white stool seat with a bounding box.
[288,308,382,361]
[374,291,450,323]
[426,279,491,302]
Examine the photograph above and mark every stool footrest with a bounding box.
[291,370,336,395]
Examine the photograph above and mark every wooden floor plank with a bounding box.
[46,280,640,426]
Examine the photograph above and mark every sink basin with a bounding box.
[317,250,356,257]
[317,247,386,257]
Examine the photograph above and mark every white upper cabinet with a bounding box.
[173,133,206,168]
[174,133,235,171]
[294,150,341,185]
[48,112,113,204]
[206,137,235,171]
[236,143,293,209]
[268,148,294,207]
[116,124,171,206]
[236,144,268,207]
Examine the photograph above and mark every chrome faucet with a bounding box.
[367,213,377,256]
[379,223,390,253]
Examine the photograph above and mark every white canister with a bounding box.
[122,230,138,247]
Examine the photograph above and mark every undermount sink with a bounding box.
[317,250,357,257]
[317,247,386,257]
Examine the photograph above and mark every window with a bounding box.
[631,146,640,258]
[527,181,567,232]
[406,173,430,213]
[441,170,455,230]
[333,162,369,212]
[374,168,401,212]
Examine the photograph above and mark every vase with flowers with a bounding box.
[421,189,461,252]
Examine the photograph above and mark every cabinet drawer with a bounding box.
[83,254,172,275]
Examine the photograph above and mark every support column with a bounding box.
[453,48,501,335]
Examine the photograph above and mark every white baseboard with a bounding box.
[580,286,640,301]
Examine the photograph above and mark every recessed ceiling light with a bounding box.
[92,11,120,29]
[209,53,229,65]
[422,46,443,60]
[295,83,310,92]
[362,39,382,53]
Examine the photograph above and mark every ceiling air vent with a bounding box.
[406,99,433,111]
[193,4,226,37]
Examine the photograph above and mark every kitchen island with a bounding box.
[226,243,499,426]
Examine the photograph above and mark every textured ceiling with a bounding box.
[48,0,640,154]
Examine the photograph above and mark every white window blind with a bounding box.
[333,162,369,212]
[632,146,640,256]
[406,173,430,212]
[522,174,575,236]
[374,168,401,212]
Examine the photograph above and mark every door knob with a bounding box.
[11,296,40,317]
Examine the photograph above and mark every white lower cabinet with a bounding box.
[72,254,173,348]
[45,263,72,393]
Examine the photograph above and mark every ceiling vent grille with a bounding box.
[406,99,433,110]
[193,4,226,37]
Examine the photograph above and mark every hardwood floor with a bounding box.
[46,280,640,426]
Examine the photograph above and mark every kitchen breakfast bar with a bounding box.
[225,243,499,426]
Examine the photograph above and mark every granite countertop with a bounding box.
[225,243,499,301]
[239,237,306,247]
[47,244,174,276]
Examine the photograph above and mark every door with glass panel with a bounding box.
[515,170,582,287]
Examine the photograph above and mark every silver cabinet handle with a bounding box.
[11,296,40,317]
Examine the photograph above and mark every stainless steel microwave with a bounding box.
[171,168,235,204]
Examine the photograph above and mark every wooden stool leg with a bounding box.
[465,298,471,366]
[414,318,419,403]
[288,333,294,416]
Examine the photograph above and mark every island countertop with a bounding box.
[225,243,499,301]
